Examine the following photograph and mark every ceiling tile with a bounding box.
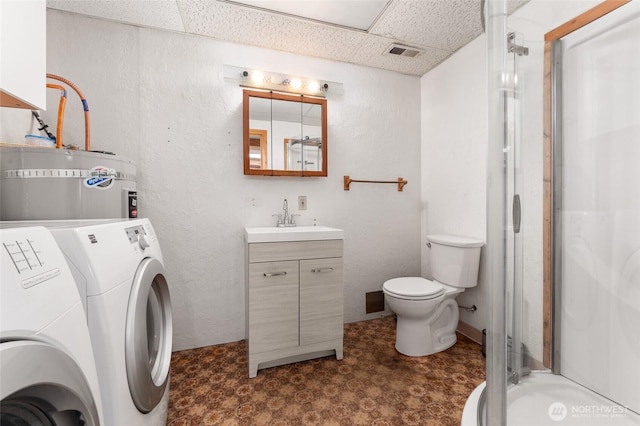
[225,0,389,31]
[180,1,370,65]
[370,0,483,51]
[48,0,185,32]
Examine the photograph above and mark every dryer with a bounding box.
[0,226,103,425]
[49,218,172,425]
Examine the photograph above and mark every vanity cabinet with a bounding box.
[245,239,344,378]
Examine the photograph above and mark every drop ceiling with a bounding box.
[46,0,528,77]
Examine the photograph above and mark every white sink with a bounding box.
[245,226,344,243]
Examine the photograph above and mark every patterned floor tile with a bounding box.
[168,316,485,425]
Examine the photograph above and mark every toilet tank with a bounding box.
[427,234,484,288]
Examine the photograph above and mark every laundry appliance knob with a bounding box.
[138,235,150,250]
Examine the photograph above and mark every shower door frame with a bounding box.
[542,0,632,370]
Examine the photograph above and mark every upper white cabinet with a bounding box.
[0,0,46,110]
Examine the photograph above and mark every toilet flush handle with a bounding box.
[426,241,431,248]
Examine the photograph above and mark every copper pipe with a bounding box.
[46,84,67,149]
[46,74,91,151]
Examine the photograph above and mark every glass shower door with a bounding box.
[505,31,526,389]
[484,1,527,424]
[484,0,510,423]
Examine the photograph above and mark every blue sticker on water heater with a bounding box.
[84,166,116,190]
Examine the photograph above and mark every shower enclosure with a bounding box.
[464,0,640,424]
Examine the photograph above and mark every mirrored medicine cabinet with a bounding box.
[243,89,327,177]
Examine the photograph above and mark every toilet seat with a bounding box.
[383,277,445,300]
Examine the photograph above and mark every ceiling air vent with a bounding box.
[385,43,424,58]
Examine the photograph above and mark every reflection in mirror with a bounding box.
[272,98,302,171]
[243,90,327,176]
[247,96,272,170]
[248,129,268,170]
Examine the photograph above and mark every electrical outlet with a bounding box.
[298,195,307,210]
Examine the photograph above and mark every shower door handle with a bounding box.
[513,194,521,234]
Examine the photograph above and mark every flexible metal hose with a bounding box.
[45,84,67,148]
[46,74,91,150]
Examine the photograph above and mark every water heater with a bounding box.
[0,147,137,220]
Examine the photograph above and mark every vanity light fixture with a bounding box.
[250,70,264,84]
[224,65,343,97]
[289,78,303,90]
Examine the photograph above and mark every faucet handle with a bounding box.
[290,214,300,225]
[272,214,283,226]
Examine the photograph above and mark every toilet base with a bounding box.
[395,321,458,357]
[393,298,460,357]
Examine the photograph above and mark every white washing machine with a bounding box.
[48,218,173,425]
[0,226,104,425]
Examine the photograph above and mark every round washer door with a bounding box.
[0,340,101,425]
[125,257,173,413]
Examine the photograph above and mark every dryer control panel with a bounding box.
[125,224,150,251]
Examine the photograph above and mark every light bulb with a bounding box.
[308,80,320,93]
[251,71,264,84]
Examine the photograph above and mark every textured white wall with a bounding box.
[23,10,421,351]
[420,34,487,336]
[419,0,600,362]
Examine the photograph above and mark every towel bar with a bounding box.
[343,176,408,192]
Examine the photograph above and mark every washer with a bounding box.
[48,218,173,426]
[0,226,104,425]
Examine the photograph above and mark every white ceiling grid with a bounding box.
[46,0,528,76]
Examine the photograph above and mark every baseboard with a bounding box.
[456,320,483,345]
[456,321,547,370]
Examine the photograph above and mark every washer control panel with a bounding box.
[1,227,61,288]
[1,226,82,331]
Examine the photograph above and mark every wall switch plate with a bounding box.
[298,195,307,210]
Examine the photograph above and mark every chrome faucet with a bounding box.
[282,199,289,226]
[274,199,298,227]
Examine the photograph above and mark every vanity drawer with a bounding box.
[249,239,343,263]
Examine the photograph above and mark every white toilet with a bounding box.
[382,234,483,357]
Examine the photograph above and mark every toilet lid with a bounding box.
[383,277,445,300]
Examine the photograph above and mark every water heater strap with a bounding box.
[2,169,136,180]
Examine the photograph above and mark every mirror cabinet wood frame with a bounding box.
[243,89,328,177]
